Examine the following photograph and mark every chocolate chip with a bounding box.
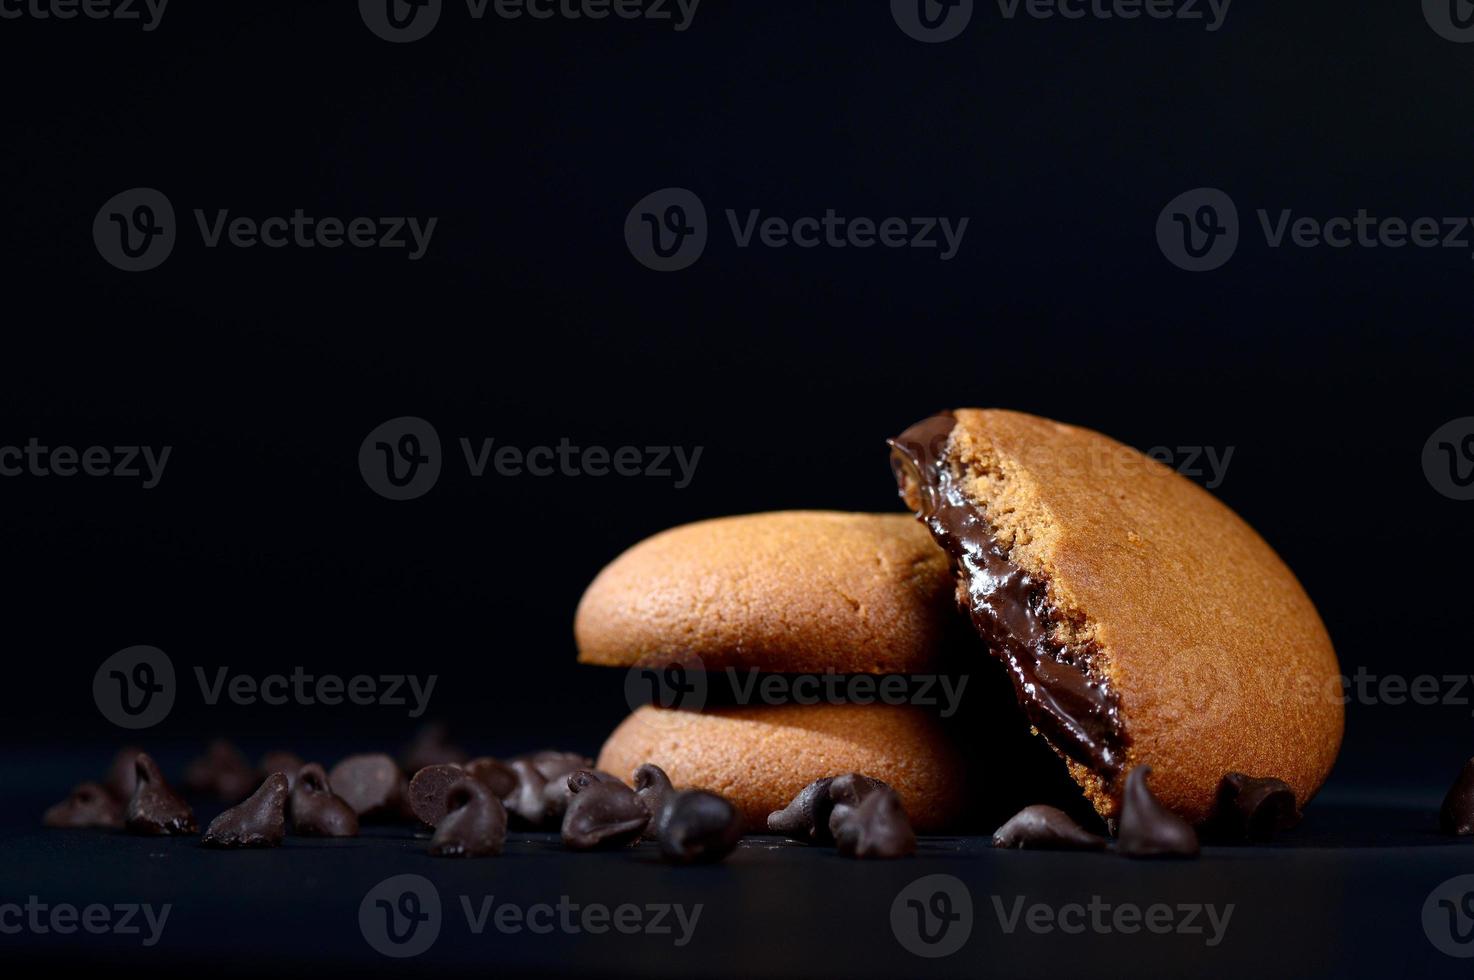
[400,722,469,772]
[464,757,517,798]
[634,764,674,840]
[202,772,288,848]
[104,747,143,802]
[328,753,410,822]
[828,773,890,807]
[126,753,197,836]
[561,779,649,850]
[767,777,836,843]
[831,788,916,859]
[992,805,1107,850]
[503,759,551,827]
[408,764,467,829]
[259,752,305,791]
[184,739,259,802]
[289,763,359,838]
[1117,766,1199,859]
[516,749,594,782]
[656,790,743,864]
[43,782,123,829]
[1441,758,1474,835]
[1209,773,1302,843]
[544,768,621,824]
[429,778,508,858]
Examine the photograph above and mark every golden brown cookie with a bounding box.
[889,409,1343,825]
[596,703,964,832]
[575,512,955,674]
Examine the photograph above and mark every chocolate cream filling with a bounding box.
[888,413,1126,780]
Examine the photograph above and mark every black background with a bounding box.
[3,2,1474,976]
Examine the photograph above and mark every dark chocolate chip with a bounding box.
[202,772,288,848]
[544,768,621,824]
[828,773,890,807]
[408,764,467,829]
[400,722,469,772]
[1441,758,1474,835]
[289,763,359,838]
[464,757,518,799]
[656,790,743,864]
[328,753,410,822]
[259,752,306,791]
[561,779,649,850]
[634,764,674,840]
[831,788,916,859]
[104,747,143,802]
[126,753,197,836]
[1210,773,1302,843]
[767,777,836,843]
[43,782,123,829]
[516,749,594,781]
[503,759,550,827]
[430,778,508,858]
[1117,766,1200,859]
[992,805,1107,850]
[185,739,259,802]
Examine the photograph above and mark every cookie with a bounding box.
[575,511,955,674]
[596,703,964,831]
[889,409,1343,825]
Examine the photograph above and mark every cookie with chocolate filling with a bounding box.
[888,409,1342,825]
[596,702,963,832]
[575,511,954,674]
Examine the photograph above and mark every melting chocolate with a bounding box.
[429,778,508,858]
[889,413,1125,778]
[289,763,359,837]
[202,773,288,848]
[656,790,744,864]
[1441,758,1474,835]
[126,753,197,836]
[992,804,1107,850]
[1116,766,1199,859]
[1208,773,1301,842]
[831,788,916,859]
[43,782,123,829]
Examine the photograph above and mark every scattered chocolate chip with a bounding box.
[328,753,409,822]
[767,777,836,843]
[634,764,674,840]
[561,778,649,850]
[202,773,288,848]
[1117,766,1199,859]
[408,764,467,829]
[430,778,508,858]
[400,723,469,772]
[1441,758,1474,835]
[1209,773,1302,842]
[464,757,517,798]
[828,773,889,807]
[516,749,594,781]
[503,759,550,827]
[43,782,123,829]
[185,739,259,802]
[656,790,743,864]
[126,753,197,836]
[289,763,359,838]
[544,768,620,824]
[831,788,916,859]
[992,805,1107,850]
[104,747,143,802]
[259,752,305,791]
